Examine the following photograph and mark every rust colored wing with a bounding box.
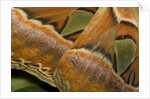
[11,7,97,87]
[54,7,139,92]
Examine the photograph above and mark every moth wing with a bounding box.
[54,7,139,92]
[11,7,97,87]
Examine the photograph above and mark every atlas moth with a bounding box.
[11,7,139,92]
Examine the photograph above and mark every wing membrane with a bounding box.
[54,7,139,92]
[11,7,97,87]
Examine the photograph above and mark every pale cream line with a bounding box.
[12,8,73,44]
[113,7,138,27]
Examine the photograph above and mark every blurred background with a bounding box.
[11,69,59,92]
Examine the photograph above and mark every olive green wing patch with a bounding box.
[114,39,137,75]
[129,71,135,85]
[61,10,94,36]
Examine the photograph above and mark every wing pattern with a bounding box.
[11,7,139,91]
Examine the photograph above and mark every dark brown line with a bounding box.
[77,7,98,14]
[115,35,137,44]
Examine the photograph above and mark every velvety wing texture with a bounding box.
[11,7,139,92]
[11,7,97,87]
[53,7,139,92]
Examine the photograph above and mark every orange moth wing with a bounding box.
[53,7,139,92]
[11,7,97,87]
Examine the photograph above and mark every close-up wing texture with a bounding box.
[11,7,139,92]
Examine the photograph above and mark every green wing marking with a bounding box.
[114,39,137,75]
[61,10,94,36]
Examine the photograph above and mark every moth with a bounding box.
[11,7,139,92]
